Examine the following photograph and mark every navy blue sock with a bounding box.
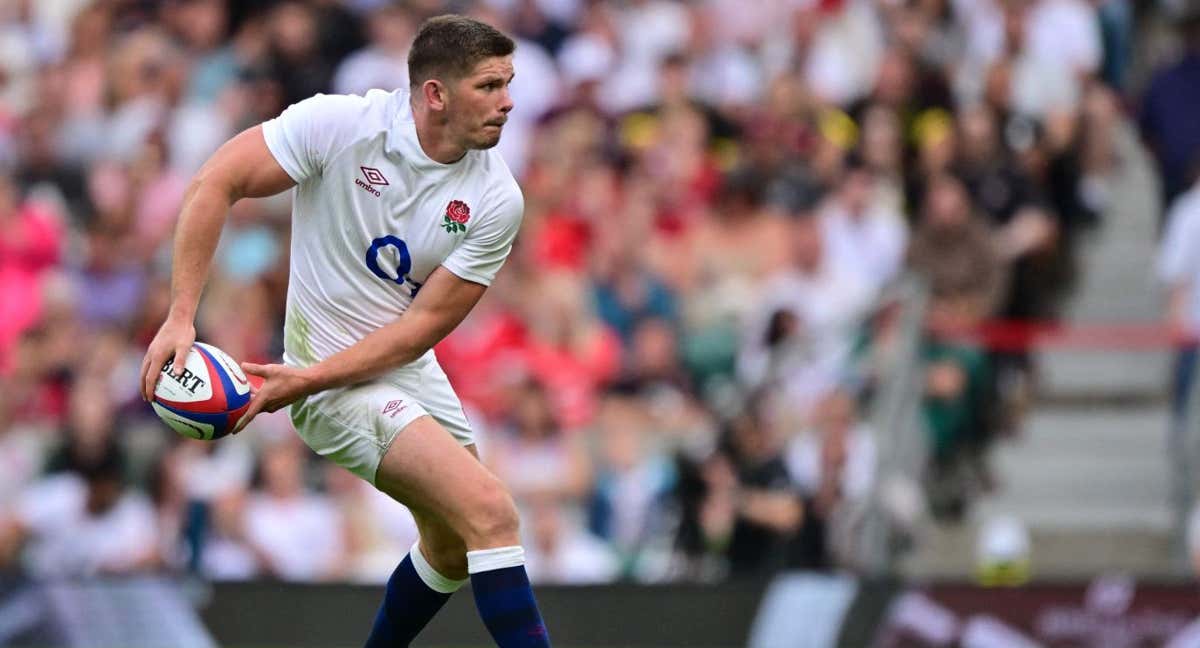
[468,548,550,648]
[363,549,458,648]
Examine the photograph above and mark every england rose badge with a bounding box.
[442,200,470,234]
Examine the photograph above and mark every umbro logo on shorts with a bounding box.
[356,166,388,197]
[382,399,408,418]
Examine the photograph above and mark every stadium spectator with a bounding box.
[169,435,255,572]
[332,3,413,97]
[716,401,804,577]
[265,2,337,107]
[0,441,158,578]
[1160,162,1200,368]
[907,172,1004,516]
[908,173,1006,325]
[198,488,260,580]
[674,395,805,579]
[323,462,419,584]
[1157,161,1200,508]
[587,389,677,580]
[591,243,679,347]
[0,171,62,366]
[817,161,908,295]
[518,274,621,428]
[1140,3,1200,207]
[74,221,148,330]
[0,386,46,509]
[738,213,874,423]
[784,389,877,570]
[166,0,238,104]
[523,495,620,585]
[241,434,346,581]
[489,379,592,509]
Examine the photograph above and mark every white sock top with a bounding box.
[466,545,526,574]
[410,540,468,594]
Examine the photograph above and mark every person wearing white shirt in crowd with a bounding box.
[242,435,345,581]
[333,4,415,97]
[953,0,1098,119]
[1158,167,1200,428]
[785,389,877,567]
[803,0,885,107]
[522,497,619,585]
[1023,0,1102,78]
[592,393,675,565]
[1159,170,1200,399]
[603,0,691,113]
[556,1,618,94]
[0,410,46,513]
[324,461,421,584]
[198,488,260,581]
[785,389,877,510]
[1158,165,1200,558]
[739,214,875,422]
[178,433,255,504]
[819,162,907,296]
[952,0,1100,76]
[0,446,158,577]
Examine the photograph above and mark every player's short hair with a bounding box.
[408,15,514,91]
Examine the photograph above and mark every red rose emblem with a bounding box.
[447,200,470,224]
[442,200,470,234]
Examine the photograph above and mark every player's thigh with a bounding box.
[374,416,518,548]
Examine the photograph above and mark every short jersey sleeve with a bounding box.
[261,93,367,183]
[441,181,524,286]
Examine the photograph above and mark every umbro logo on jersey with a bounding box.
[382,399,408,418]
[361,167,389,185]
[356,166,388,197]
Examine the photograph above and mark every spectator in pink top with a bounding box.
[0,172,62,373]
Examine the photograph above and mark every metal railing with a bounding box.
[858,275,930,576]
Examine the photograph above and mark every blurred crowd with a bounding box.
[0,0,1189,585]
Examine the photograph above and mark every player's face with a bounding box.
[448,55,515,150]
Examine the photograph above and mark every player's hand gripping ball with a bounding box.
[151,342,262,440]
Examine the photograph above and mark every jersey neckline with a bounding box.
[388,92,473,172]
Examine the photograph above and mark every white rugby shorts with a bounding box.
[288,354,473,485]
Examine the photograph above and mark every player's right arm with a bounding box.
[139,125,295,401]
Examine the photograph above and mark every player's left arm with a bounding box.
[236,268,486,430]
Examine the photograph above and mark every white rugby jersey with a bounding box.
[261,89,524,369]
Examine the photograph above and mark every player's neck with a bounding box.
[412,103,468,165]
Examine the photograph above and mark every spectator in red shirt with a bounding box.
[522,274,621,429]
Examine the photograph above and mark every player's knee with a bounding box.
[422,540,468,580]
[461,484,520,548]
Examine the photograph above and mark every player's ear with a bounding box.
[422,79,448,111]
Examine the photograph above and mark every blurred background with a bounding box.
[1,0,1199,646]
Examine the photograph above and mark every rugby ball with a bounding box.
[152,342,260,440]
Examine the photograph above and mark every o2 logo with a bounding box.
[364,235,423,297]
